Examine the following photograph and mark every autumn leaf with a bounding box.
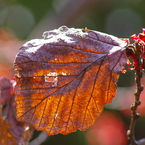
[0,77,13,104]
[14,26,127,135]
[0,77,34,144]
[0,118,17,145]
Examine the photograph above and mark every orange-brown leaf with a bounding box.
[14,26,127,135]
[0,118,17,145]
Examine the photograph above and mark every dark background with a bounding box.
[0,0,145,144]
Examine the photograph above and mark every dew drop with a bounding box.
[15,71,21,78]
[54,113,58,119]
[14,67,22,79]
[43,31,57,39]
[14,68,22,71]
[62,72,67,76]
[24,126,29,131]
[17,73,21,78]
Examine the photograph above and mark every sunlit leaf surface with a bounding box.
[14,26,127,135]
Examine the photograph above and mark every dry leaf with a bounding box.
[0,117,17,145]
[0,77,13,104]
[0,77,34,144]
[14,26,127,135]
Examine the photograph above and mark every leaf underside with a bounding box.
[14,26,127,135]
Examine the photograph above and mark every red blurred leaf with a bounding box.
[0,77,34,144]
[114,75,145,116]
[14,26,127,135]
[86,111,127,145]
[0,29,23,78]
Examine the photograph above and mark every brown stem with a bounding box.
[127,44,144,145]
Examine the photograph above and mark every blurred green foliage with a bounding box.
[1,0,145,39]
[16,0,53,21]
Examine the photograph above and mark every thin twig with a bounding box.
[127,44,144,145]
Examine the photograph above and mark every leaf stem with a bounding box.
[127,43,144,145]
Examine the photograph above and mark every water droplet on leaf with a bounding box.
[62,72,67,76]
[54,113,58,119]
[59,26,69,32]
